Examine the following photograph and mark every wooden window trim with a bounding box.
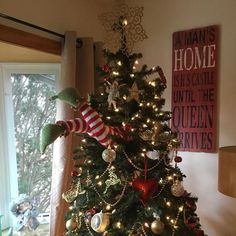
[0,24,62,55]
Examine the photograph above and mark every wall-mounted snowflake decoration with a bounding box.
[99,0,148,55]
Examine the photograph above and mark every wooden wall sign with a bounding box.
[171,25,219,152]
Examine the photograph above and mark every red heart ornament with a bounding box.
[132,178,158,205]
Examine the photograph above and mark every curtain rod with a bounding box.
[0,13,82,47]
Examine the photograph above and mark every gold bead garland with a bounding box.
[123,151,164,172]
[171,206,184,236]
[83,215,95,236]
[87,172,128,207]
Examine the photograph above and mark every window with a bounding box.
[0,63,60,229]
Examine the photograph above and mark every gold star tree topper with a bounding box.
[99,0,148,54]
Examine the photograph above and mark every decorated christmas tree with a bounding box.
[40,3,205,236]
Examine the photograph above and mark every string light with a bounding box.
[144,222,149,228]
[117,61,122,66]
[106,204,111,211]
[130,74,135,78]
[135,60,139,65]
[112,71,119,76]
[116,222,122,229]
[168,175,173,181]
[122,19,128,26]
[149,81,156,87]
[166,201,171,207]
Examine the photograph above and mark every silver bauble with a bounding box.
[102,148,116,162]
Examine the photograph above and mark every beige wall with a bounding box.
[0,0,109,40]
[1,0,236,235]
[0,0,110,62]
[132,0,236,235]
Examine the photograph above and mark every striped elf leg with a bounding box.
[79,103,127,146]
[56,103,128,147]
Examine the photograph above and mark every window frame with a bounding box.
[0,63,60,229]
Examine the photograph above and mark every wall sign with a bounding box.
[171,25,219,152]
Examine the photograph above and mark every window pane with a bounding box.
[11,73,56,214]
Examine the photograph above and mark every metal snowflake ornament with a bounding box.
[99,1,148,54]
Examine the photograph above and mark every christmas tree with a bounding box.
[40,3,205,236]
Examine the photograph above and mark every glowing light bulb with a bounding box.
[106,204,111,210]
[117,61,122,66]
[179,206,184,212]
[135,60,139,65]
[144,222,149,228]
[123,19,128,25]
[97,181,103,186]
[107,116,111,120]
[113,71,119,76]
[166,201,171,207]
[130,74,135,78]
[168,176,173,181]
[116,222,122,228]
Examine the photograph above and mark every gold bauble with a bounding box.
[66,216,78,231]
[151,219,165,234]
[171,180,185,197]
[91,211,110,232]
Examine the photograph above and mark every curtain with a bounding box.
[50,31,76,236]
[50,34,104,235]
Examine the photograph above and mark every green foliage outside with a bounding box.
[11,74,56,212]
